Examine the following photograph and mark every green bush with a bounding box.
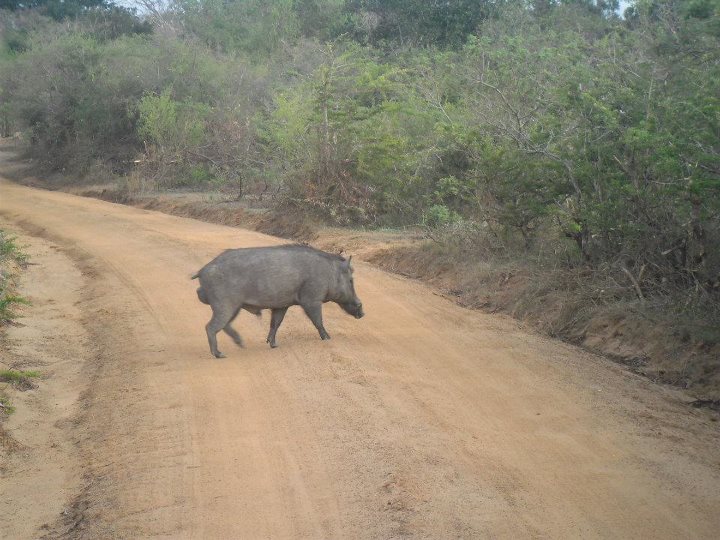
[1,0,718,301]
[0,231,29,324]
[425,204,459,228]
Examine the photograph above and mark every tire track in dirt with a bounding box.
[1,178,720,539]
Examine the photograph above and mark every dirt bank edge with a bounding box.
[0,223,93,539]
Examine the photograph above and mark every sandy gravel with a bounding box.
[1,178,719,539]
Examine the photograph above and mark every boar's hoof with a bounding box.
[214,351,226,359]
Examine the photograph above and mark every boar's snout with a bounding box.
[341,300,364,319]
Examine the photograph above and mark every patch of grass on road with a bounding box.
[0,369,40,390]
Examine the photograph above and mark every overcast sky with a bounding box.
[619,0,633,13]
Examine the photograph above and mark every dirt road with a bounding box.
[1,178,719,539]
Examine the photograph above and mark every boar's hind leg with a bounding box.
[223,307,245,348]
[206,302,236,358]
[266,307,288,348]
[301,303,330,341]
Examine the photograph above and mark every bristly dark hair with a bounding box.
[219,244,347,262]
[281,243,346,261]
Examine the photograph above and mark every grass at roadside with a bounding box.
[0,294,30,322]
[0,230,32,425]
[0,230,30,324]
[0,231,28,263]
[0,391,15,415]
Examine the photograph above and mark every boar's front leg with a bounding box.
[266,307,288,348]
[301,303,330,341]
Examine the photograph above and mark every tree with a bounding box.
[344,0,504,47]
[0,0,108,20]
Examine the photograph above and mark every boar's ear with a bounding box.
[342,256,353,271]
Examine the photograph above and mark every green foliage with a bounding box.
[171,0,300,56]
[343,0,504,47]
[0,295,29,321]
[0,233,27,264]
[138,91,210,151]
[0,0,718,300]
[0,231,29,324]
[0,370,40,383]
[1,0,110,21]
[0,392,15,415]
[425,204,460,228]
[2,32,141,170]
[80,7,153,40]
[261,43,448,223]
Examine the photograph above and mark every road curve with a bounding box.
[1,178,719,539]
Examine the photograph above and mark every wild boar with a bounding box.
[192,244,364,358]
